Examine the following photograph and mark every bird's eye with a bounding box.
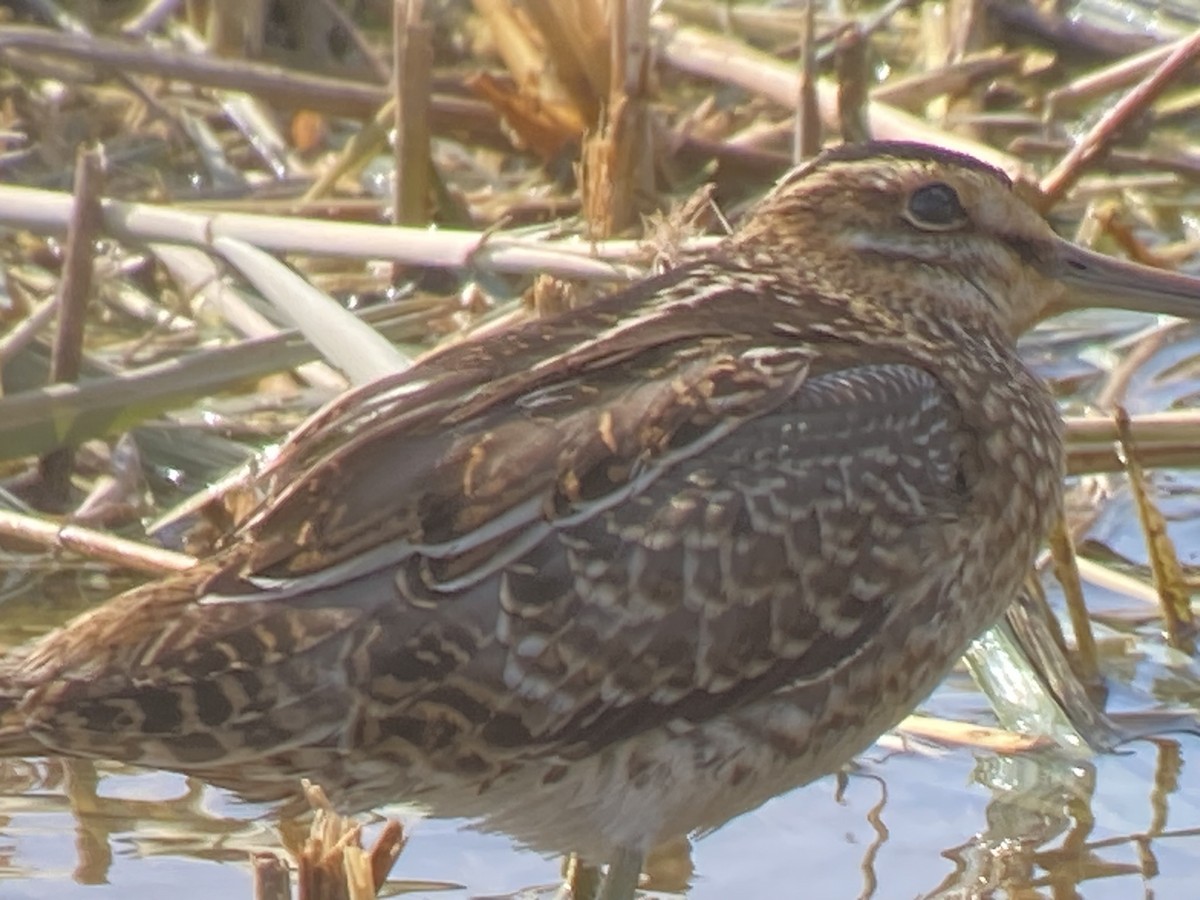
[905,182,968,230]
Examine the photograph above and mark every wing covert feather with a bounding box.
[350,362,975,757]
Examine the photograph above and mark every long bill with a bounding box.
[1046,237,1200,319]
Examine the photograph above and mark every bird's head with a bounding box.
[733,141,1200,338]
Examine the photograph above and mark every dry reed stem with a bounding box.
[1066,444,1200,476]
[871,49,1022,108]
[0,292,60,366]
[0,24,494,128]
[1074,557,1160,607]
[1064,410,1200,475]
[470,0,589,156]
[1047,518,1100,687]
[1046,33,1200,114]
[0,509,197,575]
[1039,28,1200,208]
[0,183,653,280]
[393,0,433,228]
[301,100,395,204]
[1114,407,1197,653]
[794,0,820,161]
[656,21,1025,176]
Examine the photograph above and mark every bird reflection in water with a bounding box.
[2,740,1196,897]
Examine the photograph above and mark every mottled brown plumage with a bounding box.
[3,142,1200,896]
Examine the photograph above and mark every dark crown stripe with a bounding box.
[774,141,1012,195]
[817,141,1011,184]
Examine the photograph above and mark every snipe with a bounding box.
[4,142,1200,899]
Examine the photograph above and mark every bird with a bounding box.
[3,140,1200,899]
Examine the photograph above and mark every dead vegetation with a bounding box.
[0,0,1199,896]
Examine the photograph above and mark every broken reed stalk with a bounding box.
[39,144,105,510]
[833,24,870,144]
[252,782,405,900]
[580,0,654,237]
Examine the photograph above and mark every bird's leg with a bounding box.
[597,846,644,900]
